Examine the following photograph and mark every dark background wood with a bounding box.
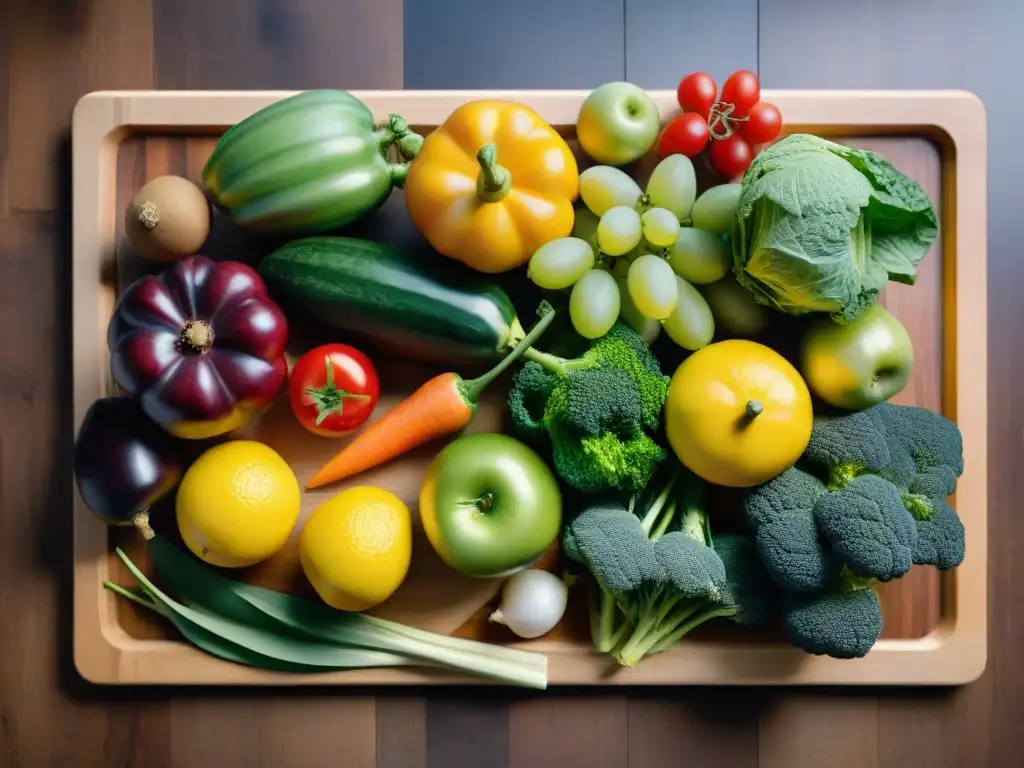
[0,0,1018,765]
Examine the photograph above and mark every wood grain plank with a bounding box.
[170,697,377,768]
[0,0,10,219]
[152,0,403,90]
[624,0,758,88]
[758,1,1015,765]
[376,697,428,768]
[426,696,509,768]
[0,211,139,765]
[628,692,760,768]
[7,0,155,211]
[759,695,879,768]
[0,5,173,767]
[403,0,625,89]
[508,696,629,768]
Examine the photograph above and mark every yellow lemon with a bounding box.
[176,440,301,568]
[300,486,413,612]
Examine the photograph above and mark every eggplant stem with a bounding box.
[132,509,155,540]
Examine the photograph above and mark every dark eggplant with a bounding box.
[73,396,182,538]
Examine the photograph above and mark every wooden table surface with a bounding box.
[0,1,1019,766]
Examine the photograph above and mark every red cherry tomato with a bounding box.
[657,112,710,158]
[710,135,753,179]
[677,72,717,120]
[720,70,760,118]
[740,102,783,144]
[289,343,380,438]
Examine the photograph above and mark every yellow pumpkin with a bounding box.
[664,339,813,488]
[403,99,579,274]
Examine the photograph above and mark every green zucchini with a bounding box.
[202,90,423,234]
[258,236,526,365]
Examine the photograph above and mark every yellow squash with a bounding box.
[404,100,579,274]
[664,339,813,488]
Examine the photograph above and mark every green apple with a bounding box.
[799,304,914,410]
[576,81,661,166]
[418,433,562,578]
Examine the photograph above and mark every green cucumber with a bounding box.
[202,90,423,234]
[258,236,525,365]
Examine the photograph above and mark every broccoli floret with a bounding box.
[509,319,670,493]
[564,466,739,666]
[741,402,968,659]
[642,533,780,658]
[506,362,556,439]
[804,407,892,488]
[552,427,668,494]
[564,465,777,667]
[583,321,667,431]
[781,585,883,660]
[910,496,966,570]
[877,403,965,484]
[712,534,780,626]
[813,473,916,582]
[800,402,966,570]
[743,467,841,592]
[557,367,642,436]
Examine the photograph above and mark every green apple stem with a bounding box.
[744,400,763,418]
[476,144,512,203]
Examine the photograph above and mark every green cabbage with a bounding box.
[730,134,938,323]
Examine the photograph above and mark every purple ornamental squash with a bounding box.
[108,255,289,439]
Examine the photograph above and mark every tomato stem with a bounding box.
[304,357,371,427]
[707,101,750,141]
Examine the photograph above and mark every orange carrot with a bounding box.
[305,308,556,489]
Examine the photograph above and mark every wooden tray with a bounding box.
[71,89,988,687]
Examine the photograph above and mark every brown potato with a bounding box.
[125,175,211,262]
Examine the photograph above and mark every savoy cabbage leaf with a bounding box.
[730,134,938,324]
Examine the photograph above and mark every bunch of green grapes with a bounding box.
[527,156,744,351]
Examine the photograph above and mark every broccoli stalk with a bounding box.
[563,464,777,669]
[647,534,778,655]
[508,318,670,494]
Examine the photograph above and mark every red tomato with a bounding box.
[720,70,760,117]
[677,72,717,120]
[289,344,380,438]
[657,112,710,158]
[710,135,753,179]
[740,101,783,144]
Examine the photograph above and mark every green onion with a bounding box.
[108,550,421,672]
[132,537,549,689]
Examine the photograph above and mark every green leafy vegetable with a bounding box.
[105,549,417,673]
[731,133,938,323]
[562,464,776,667]
[508,316,670,493]
[141,535,548,689]
[740,402,966,659]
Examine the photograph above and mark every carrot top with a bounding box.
[457,305,557,409]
